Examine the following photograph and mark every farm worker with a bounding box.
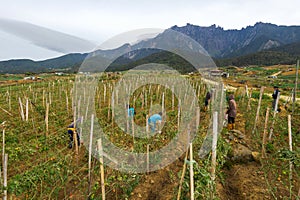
[272,86,280,111]
[226,94,237,130]
[67,117,82,149]
[204,91,211,111]
[148,112,162,132]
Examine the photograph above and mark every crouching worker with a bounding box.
[67,118,82,149]
[148,112,162,133]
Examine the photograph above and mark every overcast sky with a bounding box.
[0,0,299,61]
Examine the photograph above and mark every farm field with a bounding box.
[0,65,299,199]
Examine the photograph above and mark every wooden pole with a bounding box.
[177,150,188,200]
[2,129,5,172]
[188,126,194,200]
[262,108,270,158]
[88,114,94,197]
[288,114,293,198]
[8,94,11,112]
[162,92,165,115]
[146,114,149,138]
[177,100,181,130]
[73,106,79,155]
[211,112,218,181]
[3,154,8,200]
[172,86,175,110]
[97,139,106,200]
[25,98,29,121]
[292,60,299,114]
[66,91,69,116]
[247,88,253,111]
[45,103,49,136]
[211,111,218,199]
[18,97,25,121]
[252,87,264,134]
[146,144,150,173]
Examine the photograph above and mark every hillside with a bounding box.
[1,22,300,73]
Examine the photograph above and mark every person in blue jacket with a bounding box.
[148,112,162,132]
[127,104,135,118]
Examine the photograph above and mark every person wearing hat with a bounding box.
[272,86,280,110]
[226,94,237,130]
[148,112,162,132]
[67,117,82,149]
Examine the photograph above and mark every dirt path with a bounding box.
[217,112,272,200]
[129,158,183,200]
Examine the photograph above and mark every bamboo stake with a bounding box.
[25,98,29,121]
[211,112,218,181]
[146,144,150,173]
[66,91,69,116]
[97,139,106,200]
[0,107,12,117]
[211,111,218,199]
[252,87,264,134]
[8,94,11,112]
[18,97,25,121]
[3,154,7,200]
[292,60,299,114]
[262,108,270,158]
[88,114,94,197]
[288,114,293,198]
[172,87,175,110]
[146,114,149,138]
[45,103,49,136]
[188,126,194,200]
[247,88,253,111]
[177,100,181,130]
[162,92,165,115]
[42,90,45,107]
[2,129,5,171]
[132,116,135,146]
[73,106,79,155]
[177,150,189,200]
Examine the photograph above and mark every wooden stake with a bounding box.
[3,154,7,200]
[172,86,175,110]
[188,126,194,200]
[66,91,69,116]
[211,112,218,181]
[45,103,49,136]
[18,97,25,121]
[252,87,264,134]
[211,111,218,199]
[146,114,149,138]
[177,150,188,200]
[177,100,181,130]
[288,114,293,198]
[73,106,79,155]
[162,92,165,114]
[88,114,94,197]
[146,144,150,173]
[247,88,253,111]
[262,108,270,158]
[97,139,106,200]
[2,129,5,170]
[25,98,29,121]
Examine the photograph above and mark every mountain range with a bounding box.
[1,22,300,74]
